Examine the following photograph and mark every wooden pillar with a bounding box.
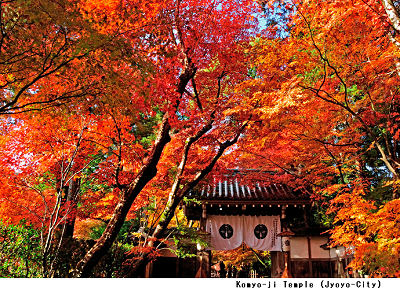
[196,250,211,278]
[176,256,180,277]
[343,255,348,278]
[307,236,313,277]
[303,205,309,228]
[281,251,292,278]
[145,262,152,278]
[281,205,287,229]
[271,251,286,278]
[200,204,207,230]
[338,258,346,278]
[206,250,212,278]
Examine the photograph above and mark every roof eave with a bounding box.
[200,199,311,205]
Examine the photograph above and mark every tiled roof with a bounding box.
[188,178,311,205]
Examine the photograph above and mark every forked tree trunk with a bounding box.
[75,115,171,277]
[151,130,244,240]
[123,123,247,278]
[74,60,196,277]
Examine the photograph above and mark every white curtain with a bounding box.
[206,215,243,250]
[243,216,281,251]
[206,215,281,251]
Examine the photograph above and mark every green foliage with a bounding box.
[182,196,202,206]
[0,218,141,278]
[172,227,210,258]
[310,201,335,228]
[0,220,42,278]
[144,197,157,213]
[89,219,139,241]
[133,111,163,149]
[50,237,133,278]
[251,256,271,278]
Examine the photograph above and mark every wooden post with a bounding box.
[307,236,313,277]
[176,257,180,277]
[281,252,292,278]
[303,205,309,228]
[195,252,208,278]
[200,204,207,230]
[270,251,285,278]
[145,262,152,278]
[277,229,295,278]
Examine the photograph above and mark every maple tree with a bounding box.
[212,243,271,276]
[231,0,400,276]
[0,0,153,273]
[73,0,259,277]
[0,0,113,114]
[0,0,165,275]
[0,107,139,276]
[0,0,261,277]
[3,0,400,278]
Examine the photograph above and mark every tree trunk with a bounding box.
[74,59,197,277]
[122,125,246,278]
[74,115,171,277]
[152,128,245,239]
[382,0,400,34]
[64,178,80,238]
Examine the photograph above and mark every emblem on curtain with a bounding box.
[254,224,268,239]
[219,224,233,239]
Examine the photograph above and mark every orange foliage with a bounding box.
[213,243,266,267]
[233,0,400,276]
[0,0,262,277]
[73,218,106,240]
[5,0,400,278]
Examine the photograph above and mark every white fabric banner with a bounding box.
[206,215,281,251]
[243,216,281,251]
[206,215,243,250]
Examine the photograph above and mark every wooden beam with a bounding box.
[200,200,311,205]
